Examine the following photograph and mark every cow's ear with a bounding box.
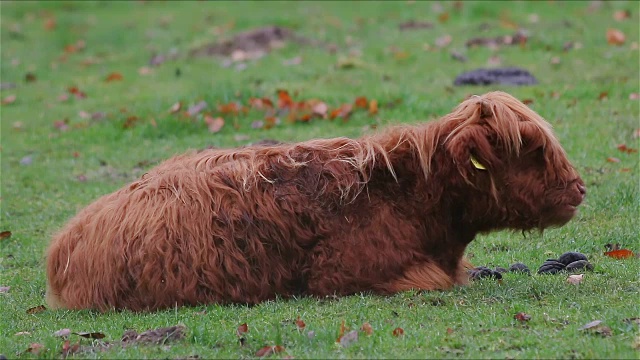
[445,124,500,180]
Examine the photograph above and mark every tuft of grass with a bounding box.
[1,1,638,358]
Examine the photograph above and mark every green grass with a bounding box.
[1,1,639,358]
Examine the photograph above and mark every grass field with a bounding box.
[1,1,639,358]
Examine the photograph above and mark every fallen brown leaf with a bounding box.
[295,317,306,331]
[329,104,353,120]
[604,249,635,259]
[392,327,404,336]
[360,322,373,335]
[311,101,328,118]
[607,28,626,45]
[26,305,46,314]
[398,20,433,31]
[514,312,532,322]
[187,101,208,117]
[580,320,602,330]
[68,86,87,99]
[73,331,106,339]
[617,144,638,154]
[44,17,56,31]
[623,317,640,325]
[354,96,368,109]
[218,102,243,115]
[121,325,186,345]
[606,157,621,163]
[339,330,358,347]
[25,343,45,355]
[277,90,294,109]
[598,91,609,100]
[123,115,140,129]
[1,94,17,105]
[567,274,584,285]
[237,323,248,337]
[580,320,612,337]
[0,231,11,241]
[205,116,225,133]
[61,340,81,357]
[25,72,37,82]
[368,100,379,115]
[255,345,285,357]
[105,72,123,82]
[613,10,631,21]
[435,35,452,48]
[54,328,72,337]
[249,97,274,110]
[169,102,182,114]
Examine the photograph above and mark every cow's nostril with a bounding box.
[577,183,587,196]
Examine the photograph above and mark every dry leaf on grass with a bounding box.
[26,305,46,314]
[604,249,635,259]
[360,322,373,335]
[236,323,248,337]
[24,343,45,355]
[0,231,12,241]
[74,331,106,339]
[205,116,225,133]
[339,330,358,347]
[169,102,182,114]
[105,72,123,82]
[121,325,186,345]
[514,312,532,322]
[567,274,584,285]
[1,94,17,105]
[54,329,72,337]
[187,101,208,117]
[580,320,612,337]
[607,29,626,45]
[255,345,285,357]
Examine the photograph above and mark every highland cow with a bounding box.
[46,91,586,312]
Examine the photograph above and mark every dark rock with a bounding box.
[558,251,588,265]
[453,67,538,86]
[469,266,503,280]
[509,262,531,274]
[537,260,566,274]
[565,260,594,272]
[494,266,508,274]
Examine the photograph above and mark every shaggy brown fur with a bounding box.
[46,91,586,312]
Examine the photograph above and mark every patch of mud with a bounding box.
[466,30,529,49]
[190,26,311,59]
[453,67,538,86]
[59,325,187,357]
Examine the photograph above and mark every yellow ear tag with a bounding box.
[470,155,487,170]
